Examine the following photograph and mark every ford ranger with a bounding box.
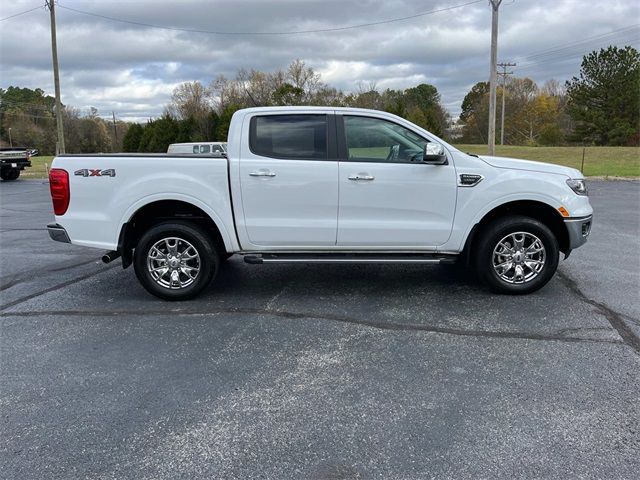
[46,107,593,300]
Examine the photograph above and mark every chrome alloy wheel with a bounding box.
[146,237,201,289]
[492,232,546,284]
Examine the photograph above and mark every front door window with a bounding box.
[344,116,428,163]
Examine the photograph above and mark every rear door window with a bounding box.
[250,115,327,160]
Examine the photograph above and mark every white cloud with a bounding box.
[1,0,638,120]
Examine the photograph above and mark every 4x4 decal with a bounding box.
[74,169,116,177]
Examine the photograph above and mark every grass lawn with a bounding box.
[19,155,55,179]
[18,147,640,179]
[454,145,640,178]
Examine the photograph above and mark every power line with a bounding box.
[522,24,640,60]
[56,0,484,35]
[525,37,639,64]
[0,3,44,22]
[517,32,640,65]
[419,27,638,85]
[518,40,640,70]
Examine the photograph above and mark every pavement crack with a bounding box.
[556,326,614,337]
[0,258,101,292]
[557,271,640,355]
[0,306,625,346]
[0,265,118,310]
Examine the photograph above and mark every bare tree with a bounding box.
[541,79,565,97]
[168,81,214,139]
[211,75,244,112]
[286,59,322,100]
[169,82,212,119]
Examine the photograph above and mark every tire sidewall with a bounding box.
[477,216,559,294]
[1,169,19,181]
[134,222,218,301]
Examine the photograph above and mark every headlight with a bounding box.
[566,178,588,196]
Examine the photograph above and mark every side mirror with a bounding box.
[423,143,448,165]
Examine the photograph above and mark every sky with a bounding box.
[1,0,638,122]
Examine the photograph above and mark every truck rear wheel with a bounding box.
[133,221,219,301]
[475,215,559,294]
[1,168,20,181]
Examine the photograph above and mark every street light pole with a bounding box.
[8,128,12,148]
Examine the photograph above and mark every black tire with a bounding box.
[474,215,559,294]
[1,169,20,181]
[134,221,219,301]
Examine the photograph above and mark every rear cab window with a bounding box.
[249,114,328,160]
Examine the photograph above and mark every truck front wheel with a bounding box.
[475,215,559,294]
[133,222,219,301]
[1,168,20,181]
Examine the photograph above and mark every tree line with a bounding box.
[123,59,450,152]
[459,46,639,146]
[1,46,638,155]
[0,87,128,155]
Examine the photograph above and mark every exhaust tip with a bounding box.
[102,250,120,264]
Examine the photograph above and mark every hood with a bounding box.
[478,155,582,178]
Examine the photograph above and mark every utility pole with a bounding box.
[46,0,65,154]
[497,62,516,145]
[487,0,502,156]
[8,128,12,148]
[112,111,118,152]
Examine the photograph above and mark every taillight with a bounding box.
[49,168,70,215]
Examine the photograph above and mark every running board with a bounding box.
[243,253,457,265]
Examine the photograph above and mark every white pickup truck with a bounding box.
[47,107,593,300]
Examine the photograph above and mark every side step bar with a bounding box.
[243,253,457,265]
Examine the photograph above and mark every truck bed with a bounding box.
[51,154,236,251]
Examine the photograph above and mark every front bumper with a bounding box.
[47,223,71,243]
[564,215,592,250]
[1,159,31,170]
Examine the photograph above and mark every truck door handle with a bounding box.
[348,174,375,181]
[249,171,276,177]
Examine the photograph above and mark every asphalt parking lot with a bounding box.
[1,179,639,479]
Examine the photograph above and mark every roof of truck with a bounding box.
[236,106,391,115]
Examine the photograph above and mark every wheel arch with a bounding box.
[462,200,570,261]
[118,198,230,268]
